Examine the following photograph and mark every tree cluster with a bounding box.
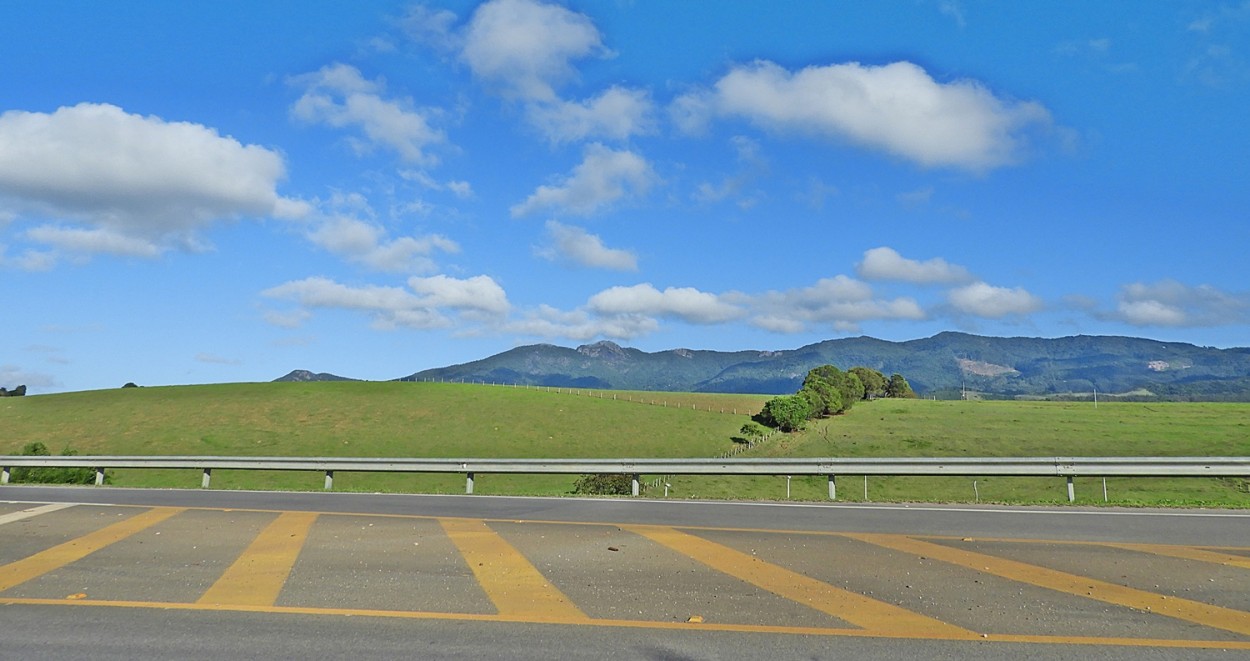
[0,385,27,397]
[756,366,915,431]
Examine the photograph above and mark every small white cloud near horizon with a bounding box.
[949,281,1043,317]
[262,273,509,331]
[747,274,926,334]
[857,246,973,284]
[540,220,637,271]
[588,283,743,325]
[1110,280,1248,327]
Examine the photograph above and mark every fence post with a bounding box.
[201,468,212,489]
[1066,476,1075,502]
[466,472,475,494]
[827,474,836,500]
[324,470,334,490]
[631,474,640,497]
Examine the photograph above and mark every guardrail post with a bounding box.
[1,466,9,484]
[631,474,640,497]
[1066,476,1075,502]
[202,468,212,489]
[466,472,474,494]
[827,474,836,500]
[94,467,105,486]
[324,470,334,490]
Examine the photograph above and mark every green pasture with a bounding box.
[1,382,1247,506]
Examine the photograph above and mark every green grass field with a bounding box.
[2,382,1247,506]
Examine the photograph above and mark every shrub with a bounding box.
[572,473,634,495]
[10,442,101,485]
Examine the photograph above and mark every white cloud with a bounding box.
[262,273,508,331]
[306,213,457,274]
[857,246,973,284]
[1111,280,1248,327]
[408,274,510,317]
[588,283,743,324]
[541,221,637,271]
[948,281,1042,317]
[673,59,1052,171]
[460,0,605,101]
[526,86,656,143]
[290,63,445,165]
[0,103,294,259]
[747,275,926,333]
[195,353,241,366]
[504,304,659,341]
[510,144,656,217]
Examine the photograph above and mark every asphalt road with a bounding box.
[1,485,1248,660]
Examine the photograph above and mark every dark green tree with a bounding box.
[886,373,916,398]
[803,365,860,414]
[849,367,887,399]
[738,422,767,445]
[759,395,813,432]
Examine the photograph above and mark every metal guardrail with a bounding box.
[1,455,1246,501]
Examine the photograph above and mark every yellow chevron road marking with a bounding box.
[624,524,977,639]
[847,533,1250,638]
[0,507,183,593]
[5,596,1250,650]
[1095,542,1250,569]
[197,511,317,607]
[439,518,587,622]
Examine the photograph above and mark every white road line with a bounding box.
[0,502,75,526]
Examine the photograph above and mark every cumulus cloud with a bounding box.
[510,144,656,217]
[460,0,605,101]
[0,103,297,261]
[306,214,457,274]
[407,0,653,143]
[748,275,925,333]
[526,86,656,143]
[262,273,508,331]
[672,59,1052,171]
[857,246,973,284]
[408,274,510,317]
[1110,280,1249,327]
[541,221,637,271]
[290,63,445,165]
[948,281,1042,317]
[504,304,659,341]
[588,283,743,324]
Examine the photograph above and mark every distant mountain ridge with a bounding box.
[395,332,1250,401]
[273,370,356,383]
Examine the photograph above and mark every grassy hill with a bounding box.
[2,382,1247,506]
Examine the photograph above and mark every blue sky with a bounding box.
[2,1,1248,394]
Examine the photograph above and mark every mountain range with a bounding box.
[276,332,1250,401]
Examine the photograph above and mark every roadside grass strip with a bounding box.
[0,507,183,592]
[0,503,75,527]
[846,533,1250,638]
[197,512,318,607]
[623,524,977,640]
[439,517,588,622]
